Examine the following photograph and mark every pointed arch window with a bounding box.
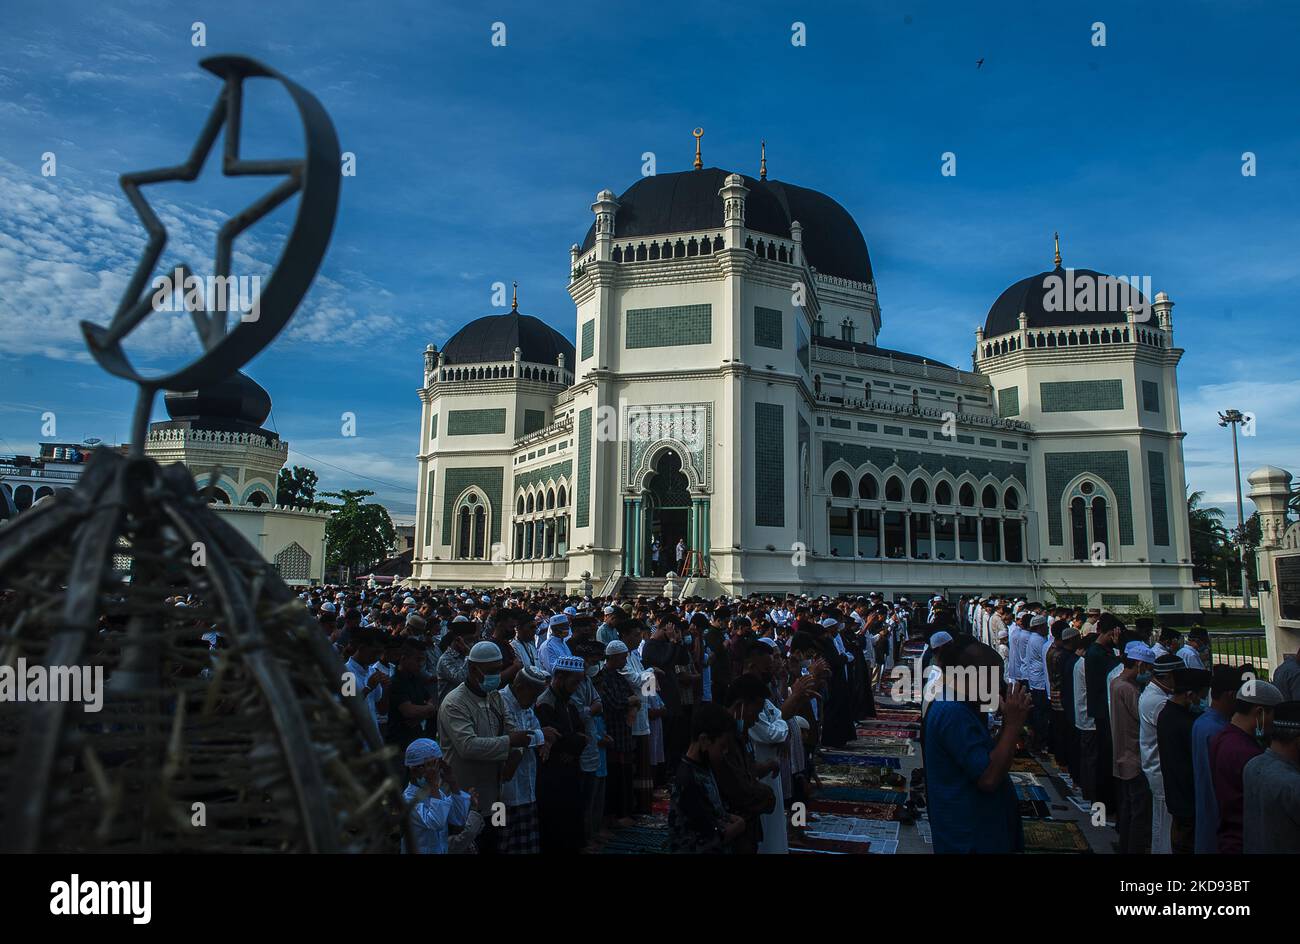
[454,491,490,560]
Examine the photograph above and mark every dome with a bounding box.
[984,265,1147,337]
[164,371,272,428]
[441,310,575,367]
[579,167,873,284]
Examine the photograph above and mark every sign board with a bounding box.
[1275,554,1300,622]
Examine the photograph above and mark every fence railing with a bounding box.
[1208,631,1267,670]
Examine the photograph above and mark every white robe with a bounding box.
[749,698,790,855]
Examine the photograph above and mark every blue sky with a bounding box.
[1,0,1297,523]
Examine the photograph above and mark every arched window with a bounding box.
[959,483,975,507]
[526,493,535,513]
[858,473,878,500]
[935,481,953,505]
[517,495,525,515]
[1091,496,1109,558]
[830,471,851,498]
[546,488,555,509]
[885,476,904,502]
[248,490,268,507]
[455,492,489,560]
[557,485,567,507]
[910,479,928,504]
[1065,479,1112,561]
[1003,487,1019,510]
[981,485,998,509]
[1070,497,1088,560]
[911,389,919,408]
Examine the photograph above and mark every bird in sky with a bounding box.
[976,58,984,69]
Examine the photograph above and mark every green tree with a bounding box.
[277,465,320,508]
[1187,488,1228,586]
[321,489,395,582]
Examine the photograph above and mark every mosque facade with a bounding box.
[410,152,1196,620]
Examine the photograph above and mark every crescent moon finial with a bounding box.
[693,127,704,170]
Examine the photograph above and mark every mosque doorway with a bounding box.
[645,450,691,576]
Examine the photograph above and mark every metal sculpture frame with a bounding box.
[0,56,407,853]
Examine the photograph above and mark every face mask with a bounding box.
[480,673,501,692]
[586,665,600,679]
[684,635,694,646]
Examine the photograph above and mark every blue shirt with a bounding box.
[923,699,1023,854]
[1191,706,1229,854]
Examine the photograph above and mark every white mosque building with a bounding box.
[410,146,1196,619]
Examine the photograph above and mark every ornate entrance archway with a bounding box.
[623,448,710,578]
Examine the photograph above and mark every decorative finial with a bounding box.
[511,280,518,311]
[1053,231,1061,268]
[760,139,767,180]
[693,127,704,170]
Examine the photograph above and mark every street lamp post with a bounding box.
[1218,409,1251,609]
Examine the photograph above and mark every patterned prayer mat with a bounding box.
[854,727,918,740]
[1022,819,1091,853]
[1017,799,1052,819]
[1015,783,1050,802]
[803,814,900,841]
[844,739,916,756]
[1009,771,1042,787]
[871,710,922,722]
[1010,756,1048,773]
[815,785,908,804]
[596,824,668,854]
[820,752,903,768]
[808,799,904,820]
[817,764,907,789]
[789,834,872,854]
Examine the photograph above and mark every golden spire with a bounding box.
[511,280,518,311]
[760,139,767,180]
[1053,231,1062,268]
[693,127,704,170]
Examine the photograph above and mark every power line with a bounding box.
[266,408,417,493]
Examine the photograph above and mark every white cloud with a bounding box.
[0,157,408,367]
[1181,376,1300,525]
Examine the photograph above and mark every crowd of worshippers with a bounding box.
[297,584,944,854]
[176,583,1297,855]
[939,597,1300,854]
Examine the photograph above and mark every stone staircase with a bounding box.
[620,577,666,598]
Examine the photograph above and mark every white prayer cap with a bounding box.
[452,614,471,623]
[930,631,954,648]
[605,640,629,656]
[320,602,336,614]
[467,641,502,664]
[1030,614,1048,628]
[603,605,618,615]
[520,665,550,687]
[404,738,442,766]
[755,636,779,651]
[820,617,840,629]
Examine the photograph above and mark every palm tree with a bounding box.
[1187,489,1229,587]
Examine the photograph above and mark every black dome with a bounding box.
[164,371,272,428]
[579,168,873,284]
[984,265,1146,337]
[441,311,575,367]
